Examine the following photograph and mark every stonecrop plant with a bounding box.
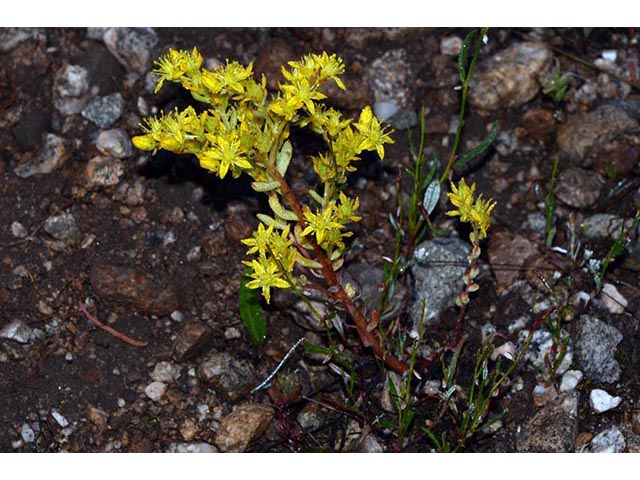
[132,48,409,372]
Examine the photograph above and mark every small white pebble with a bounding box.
[560,370,583,393]
[590,388,622,413]
[117,398,126,408]
[64,352,74,362]
[171,310,184,322]
[11,221,28,238]
[51,409,69,428]
[224,327,241,340]
[601,49,617,62]
[144,381,167,401]
[600,283,628,314]
[21,424,35,443]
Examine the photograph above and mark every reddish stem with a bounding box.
[79,303,148,347]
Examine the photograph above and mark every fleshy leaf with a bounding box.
[422,179,441,216]
[276,140,292,176]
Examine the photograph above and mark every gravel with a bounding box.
[590,389,622,413]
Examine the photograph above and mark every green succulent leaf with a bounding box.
[454,120,499,170]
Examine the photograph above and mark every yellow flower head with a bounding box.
[446,178,496,239]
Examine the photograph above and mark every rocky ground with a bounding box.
[1,27,640,453]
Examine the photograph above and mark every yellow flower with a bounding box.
[353,106,394,159]
[301,205,344,246]
[244,258,291,303]
[241,222,274,257]
[446,178,496,239]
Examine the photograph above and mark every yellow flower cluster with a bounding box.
[446,178,496,240]
[132,48,392,303]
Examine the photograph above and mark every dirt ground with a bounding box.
[1,27,640,452]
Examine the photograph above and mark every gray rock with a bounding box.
[555,167,605,208]
[560,370,583,393]
[0,28,40,53]
[197,352,256,402]
[150,361,181,383]
[373,99,399,121]
[86,28,107,41]
[470,42,552,110]
[102,27,159,75]
[11,221,28,238]
[165,442,218,453]
[44,213,79,241]
[14,133,74,178]
[0,319,32,343]
[366,49,413,109]
[388,108,418,130]
[215,403,274,452]
[409,237,471,328]
[96,129,133,158]
[557,104,640,173]
[84,156,125,187]
[144,381,167,401]
[574,315,623,383]
[590,388,622,413]
[517,393,578,452]
[172,321,215,361]
[589,426,625,453]
[53,64,90,115]
[581,213,634,240]
[600,283,628,314]
[81,93,124,128]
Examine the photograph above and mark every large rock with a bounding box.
[102,27,158,75]
[470,42,552,110]
[517,393,578,452]
[557,104,640,175]
[409,238,471,329]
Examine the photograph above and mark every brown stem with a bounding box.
[266,164,408,374]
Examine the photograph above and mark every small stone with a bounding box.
[409,238,471,328]
[590,426,626,453]
[574,315,623,384]
[14,133,74,178]
[84,156,125,187]
[180,419,199,442]
[590,388,622,413]
[215,403,274,453]
[81,93,124,128]
[89,264,179,315]
[599,283,628,314]
[20,424,35,443]
[11,221,28,238]
[166,442,218,453]
[186,246,202,262]
[555,168,605,208]
[519,328,573,376]
[533,384,558,408]
[197,351,256,402]
[560,370,583,393]
[487,232,539,289]
[373,99,399,121]
[53,64,90,115]
[470,42,552,110]
[224,327,241,340]
[44,213,79,241]
[172,321,215,362]
[103,27,159,75]
[144,381,167,401]
[51,409,69,428]
[170,310,184,322]
[440,35,463,56]
[0,319,32,344]
[151,361,181,383]
[96,129,133,158]
[87,404,108,433]
[0,27,41,53]
[388,108,418,130]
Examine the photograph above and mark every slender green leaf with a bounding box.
[252,180,280,192]
[239,267,266,346]
[303,342,331,355]
[458,30,477,84]
[453,120,499,170]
